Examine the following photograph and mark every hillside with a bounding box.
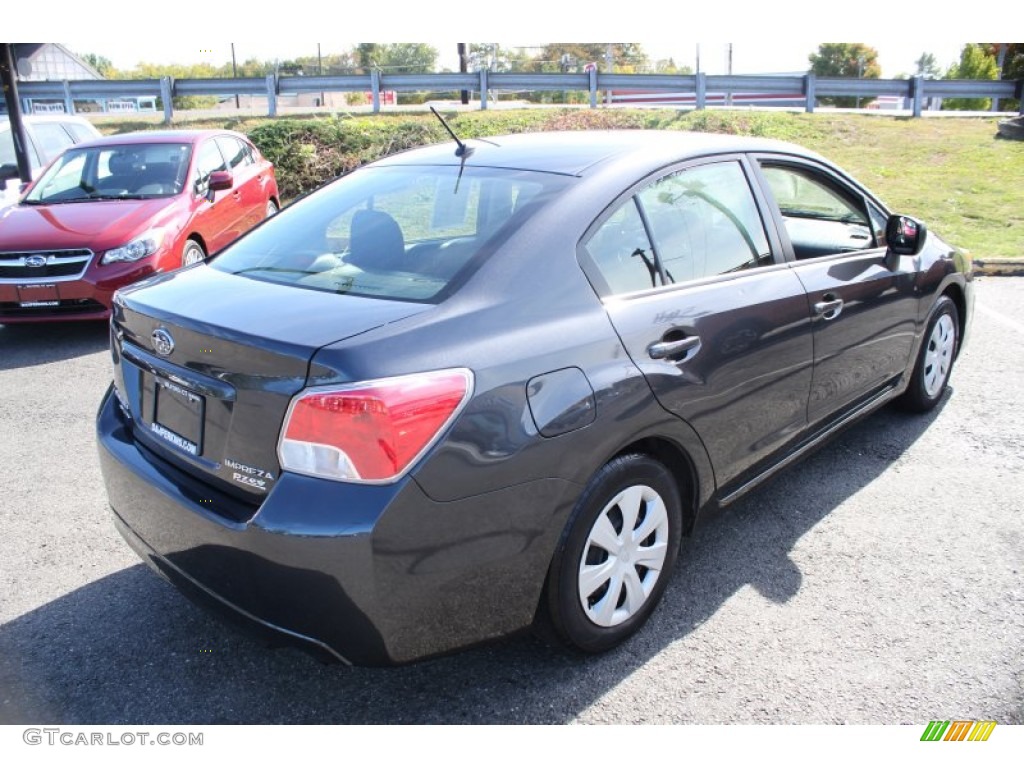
[92,109,1024,259]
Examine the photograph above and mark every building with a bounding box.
[5,44,157,115]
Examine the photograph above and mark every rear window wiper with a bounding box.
[230,266,318,277]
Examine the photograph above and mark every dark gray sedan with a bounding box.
[97,130,973,665]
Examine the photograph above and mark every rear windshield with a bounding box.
[211,164,571,302]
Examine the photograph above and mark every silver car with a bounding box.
[0,114,102,208]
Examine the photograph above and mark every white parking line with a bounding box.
[975,302,1024,334]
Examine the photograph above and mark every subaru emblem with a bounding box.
[25,255,47,268]
[152,328,175,357]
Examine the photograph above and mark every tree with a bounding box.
[355,44,381,72]
[943,44,999,110]
[78,52,116,78]
[127,62,222,109]
[914,52,941,78]
[467,44,531,73]
[807,43,881,107]
[354,43,437,73]
[977,43,1023,110]
[230,57,275,78]
[533,44,649,73]
[654,58,693,75]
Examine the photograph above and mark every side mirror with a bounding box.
[208,170,234,192]
[885,214,927,256]
[0,163,19,182]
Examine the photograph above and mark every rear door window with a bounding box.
[215,136,253,170]
[638,161,772,281]
[582,159,773,296]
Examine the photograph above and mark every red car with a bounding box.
[0,130,279,323]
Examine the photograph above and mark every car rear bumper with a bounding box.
[96,386,574,665]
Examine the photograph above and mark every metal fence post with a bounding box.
[265,74,277,117]
[160,76,173,123]
[911,75,924,118]
[371,69,381,113]
[589,68,597,108]
[804,73,816,113]
[480,69,488,110]
[695,72,706,110]
[62,81,74,114]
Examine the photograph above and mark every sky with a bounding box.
[11,1,1005,79]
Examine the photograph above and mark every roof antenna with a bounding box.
[430,106,473,158]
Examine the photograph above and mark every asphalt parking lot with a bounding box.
[0,277,1021,725]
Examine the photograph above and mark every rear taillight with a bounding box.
[278,369,473,483]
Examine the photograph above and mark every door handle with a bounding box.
[813,295,844,320]
[648,335,700,360]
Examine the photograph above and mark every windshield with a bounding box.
[211,165,572,303]
[2,125,40,171]
[24,142,192,204]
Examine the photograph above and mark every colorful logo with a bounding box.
[920,720,996,742]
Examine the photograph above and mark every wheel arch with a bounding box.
[184,233,208,256]
[610,436,703,539]
[939,281,967,359]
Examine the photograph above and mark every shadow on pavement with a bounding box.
[0,398,947,725]
[0,322,109,370]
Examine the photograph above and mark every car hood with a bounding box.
[0,197,180,252]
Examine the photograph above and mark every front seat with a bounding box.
[102,151,138,193]
[346,209,406,271]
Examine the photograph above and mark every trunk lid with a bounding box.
[111,265,429,504]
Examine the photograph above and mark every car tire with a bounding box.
[266,200,279,219]
[543,454,682,654]
[899,295,959,413]
[182,238,206,267]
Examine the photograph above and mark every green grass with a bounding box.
[91,109,1024,259]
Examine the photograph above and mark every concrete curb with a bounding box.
[973,259,1024,277]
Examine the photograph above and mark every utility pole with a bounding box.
[605,43,613,106]
[318,43,324,108]
[458,43,468,105]
[725,43,733,106]
[856,55,865,109]
[231,43,239,108]
[1,43,32,184]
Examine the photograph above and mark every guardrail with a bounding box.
[15,72,1024,120]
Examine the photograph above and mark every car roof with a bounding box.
[70,129,243,149]
[0,113,97,129]
[373,129,829,177]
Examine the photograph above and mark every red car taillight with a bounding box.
[278,369,473,483]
